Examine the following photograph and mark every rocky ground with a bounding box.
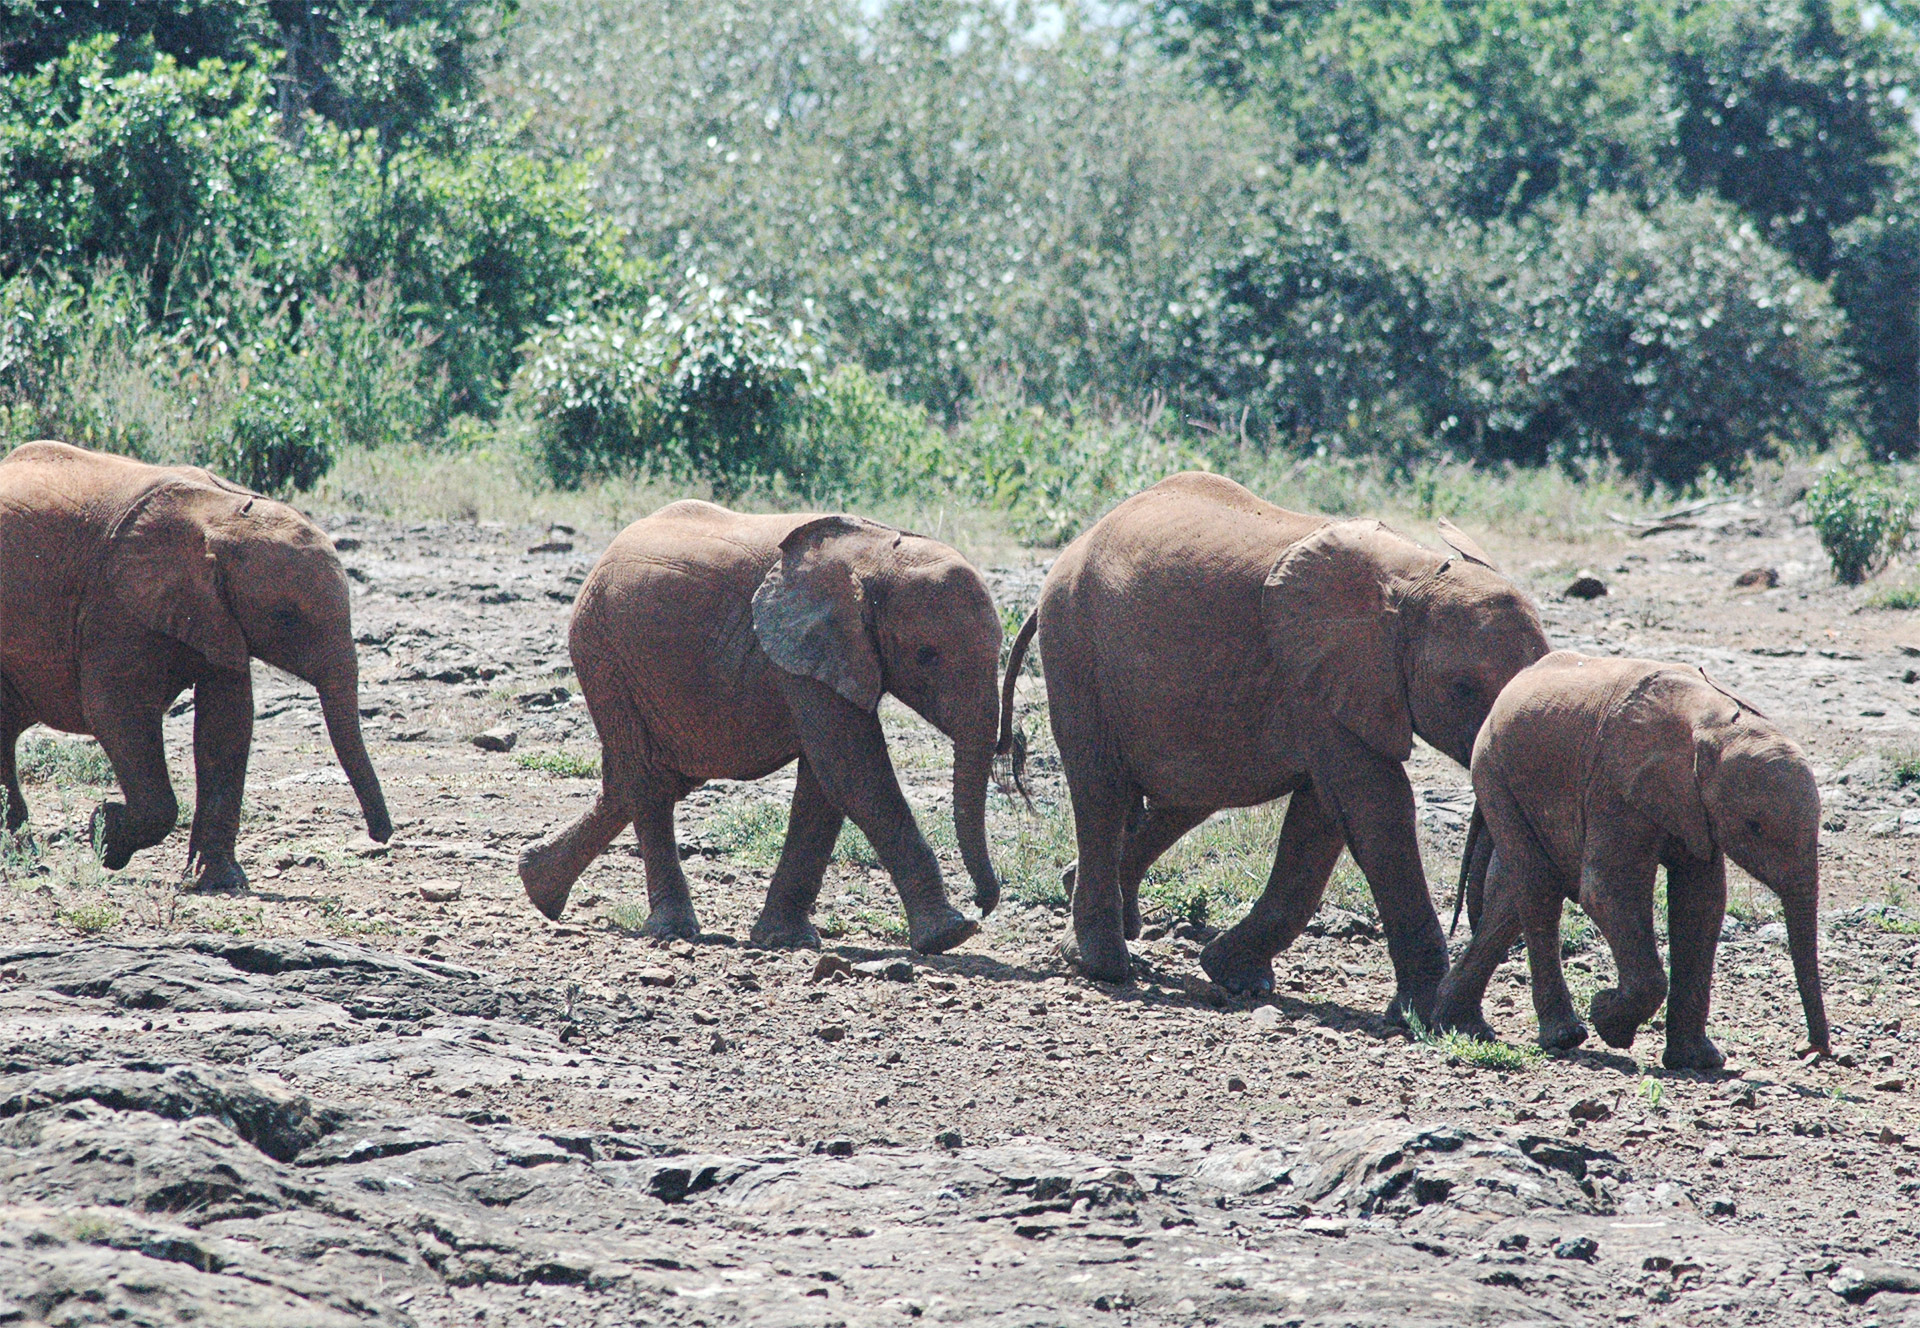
[2,486,1918,1326]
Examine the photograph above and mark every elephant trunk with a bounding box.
[952,734,999,916]
[316,668,393,844]
[1781,887,1830,1056]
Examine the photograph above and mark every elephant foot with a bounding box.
[749,912,822,950]
[1662,1034,1725,1073]
[908,906,978,956]
[518,842,574,921]
[1537,1016,1590,1051]
[640,901,701,942]
[1381,980,1439,1031]
[190,856,248,893]
[1431,993,1496,1042]
[1589,989,1647,1051]
[1065,924,1132,985]
[1199,937,1274,996]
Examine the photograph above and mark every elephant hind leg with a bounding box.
[1,682,26,832]
[1432,845,1523,1042]
[750,757,842,950]
[520,790,630,921]
[1117,803,1209,940]
[1201,787,1343,997]
[632,786,700,941]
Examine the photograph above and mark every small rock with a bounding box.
[471,726,518,753]
[1299,1217,1348,1238]
[813,954,855,983]
[1734,566,1779,588]
[1249,1004,1282,1031]
[527,539,574,554]
[418,879,462,903]
[331,535,363,552]
[635,968,676,988]
[816,1024,848,1043]
[1831,1262,1920,1302]
[1564,572,1608,600]
[1875,1077,1907,1093]
[708,1032,729,1054]
[823,1139,855,1157]
[1553,1235,1599,1262]
[1226,1075,1248,1093]
[345,833,389,860]
[935,1128,963,1150]
[1706,1196,1737,1217]
[853,959,915,983]
[1568,1097,1613,1123]
[1880,1126,1908,1146]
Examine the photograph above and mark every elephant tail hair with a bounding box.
[1449,803,1489,940]
[995,610,1039,805]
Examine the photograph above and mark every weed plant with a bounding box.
[515,749,601,779]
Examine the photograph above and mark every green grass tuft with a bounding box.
[57,902,119,933]
[515,748,602,779]
[1869,584,1920,611]
[606,900,650,932]
[1407,1010,1542,1071]
[18,735,116,787]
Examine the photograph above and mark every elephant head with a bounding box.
[1263,518,1549,768]
[108,479,392,843]
[1607,671,1829,1055]
[751,516,1003,913]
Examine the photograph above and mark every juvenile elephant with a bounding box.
[518,501,1002,954]
[1432,652,1830,1070]
[1001,472,1549,1015]
[0,441,391,886]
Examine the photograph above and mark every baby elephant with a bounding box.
[519,501,1003,954]
[1434,652,1829,1070]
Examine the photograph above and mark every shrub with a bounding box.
[783,363,942,499]
[1806,467,1916,585]
[215,379,342,494]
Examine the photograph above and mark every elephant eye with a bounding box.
[916,645,940,668]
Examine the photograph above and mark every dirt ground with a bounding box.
[3,484,1919,1326]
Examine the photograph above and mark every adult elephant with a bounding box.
[518,501,1002,955]
[1000,472,1549,1017]
[0,441,391,887]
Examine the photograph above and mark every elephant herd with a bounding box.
[0,442,1829,1070]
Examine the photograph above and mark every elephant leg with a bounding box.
[0,682,25,833]
[1200,788,1344,997]
[1520,882,1588,1051]
[1578,847,1668,1053]
[780,675,975,956]
[186,668,252,892]
[1432,847,1527,1041]
[86,697,178,871]
[1308,733,1449,1023]
[1116,803,1210,940]
[1661,853,1727,1072]
[519,788,631,921]
[632,787,700,941]
[750,757,843,950]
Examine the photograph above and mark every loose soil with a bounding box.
[3,491,1918,1327]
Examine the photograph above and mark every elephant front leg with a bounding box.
[633,789,700,941]
[1201,786,1344,997]
[519,789,630,921]
[1,684,26,834]
[781,677,975,956]
[1309,738,1448,1023]
[1432,846,1525,1042]
[186,667,253,891]
[1578,830,1669,1052]
[750,758,843,950]
[83,686,178,871]
[1661,853,1728,1072]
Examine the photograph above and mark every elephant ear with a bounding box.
[104,481,250,673]
[1262,520,1415,760]
[1436,517,1499,570]
[1604,669,1715,861]
[751,515,890,710]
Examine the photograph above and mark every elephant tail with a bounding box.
[1449,803,1490,939]
[995,609,1039,804]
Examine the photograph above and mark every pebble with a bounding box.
[418,879,461,903]
[935,1129,963,1150]
[634,968,676,988]
[853,959,915,983]
[1249,1004,1282,1031]
[1734,566,1779,588]
[472,726,518,753]
[813,955,855,983]
[345,833,389,860]
[1568,1097,1613,1123]
[816,1024,849,1043]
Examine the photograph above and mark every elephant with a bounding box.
[517,501,1003,954]
[1431,652,1830,1070]
[0,441,391,887]
[999,472,1549,1016]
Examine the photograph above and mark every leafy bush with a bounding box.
[1806,467,1916,585]
[518,273,820,490]
[215,379,341,494]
